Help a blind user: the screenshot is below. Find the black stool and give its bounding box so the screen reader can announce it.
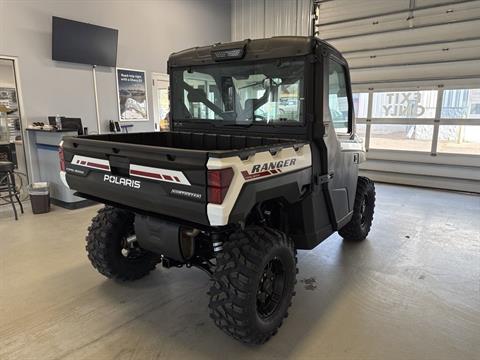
[0,161,24,220]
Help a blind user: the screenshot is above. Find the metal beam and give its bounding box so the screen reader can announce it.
[351,74,480,86]
[349,57,480,70]
[318,0,478,27]
[407,0,416,28]
[431,89,444,156]
[323,17,480,41]
[342,36,480,55]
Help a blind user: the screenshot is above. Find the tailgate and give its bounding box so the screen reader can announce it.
[62,137,209,225]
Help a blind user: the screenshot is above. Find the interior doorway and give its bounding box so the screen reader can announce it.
[0,57,28,198]
[151,73,170,131]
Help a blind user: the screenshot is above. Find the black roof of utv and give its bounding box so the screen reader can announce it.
[168,36,342,68]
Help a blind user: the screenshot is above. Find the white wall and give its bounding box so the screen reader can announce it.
[0,0,231,133]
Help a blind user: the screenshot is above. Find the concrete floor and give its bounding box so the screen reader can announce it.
[0,183,479,360]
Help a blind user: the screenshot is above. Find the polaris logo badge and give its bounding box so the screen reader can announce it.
[252,158,296,173]
[103,174,141,189]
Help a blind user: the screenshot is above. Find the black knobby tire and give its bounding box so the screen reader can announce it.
[208,225,297,344]
[339,176,376,241]
[86,206,159,281]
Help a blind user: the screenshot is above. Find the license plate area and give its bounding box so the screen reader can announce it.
[108,155,130,177]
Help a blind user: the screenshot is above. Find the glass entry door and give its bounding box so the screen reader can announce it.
[0,59,25,168]
[0,57,28,198]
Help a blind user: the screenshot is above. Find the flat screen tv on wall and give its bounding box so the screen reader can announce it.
[52,16,118,67]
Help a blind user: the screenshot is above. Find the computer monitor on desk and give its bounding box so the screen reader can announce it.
[47,116,83,135]
[62,118,83,135]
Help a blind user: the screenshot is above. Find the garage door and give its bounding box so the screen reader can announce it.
[231,0,480,193]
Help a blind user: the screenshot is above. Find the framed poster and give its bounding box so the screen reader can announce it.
[116,68,149,121]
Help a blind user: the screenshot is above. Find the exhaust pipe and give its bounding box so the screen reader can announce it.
[134,215,199,262]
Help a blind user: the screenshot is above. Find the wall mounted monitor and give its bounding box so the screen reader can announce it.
[52,16,118,67]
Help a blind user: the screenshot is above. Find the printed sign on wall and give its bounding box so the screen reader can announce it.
[372,91,438,119]
[116,68,149,121]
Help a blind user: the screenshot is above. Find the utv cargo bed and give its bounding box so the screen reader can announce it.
[61,131,304,225]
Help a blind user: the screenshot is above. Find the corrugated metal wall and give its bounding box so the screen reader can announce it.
[319,0,480,89]
[231,0,311,41]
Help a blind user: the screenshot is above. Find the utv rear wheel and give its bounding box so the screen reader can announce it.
[208,226,297,344]
[86,206,160,281]
[339,176,375,241]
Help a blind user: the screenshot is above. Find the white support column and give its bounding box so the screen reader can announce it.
[431,88,444,156]
[365,90,373,151]
[92,65,101,134]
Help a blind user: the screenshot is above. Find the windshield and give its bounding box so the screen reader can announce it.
[171,59,305,125]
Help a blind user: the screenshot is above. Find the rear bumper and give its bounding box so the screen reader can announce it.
[73,190,215,231]
[66,170,210,225]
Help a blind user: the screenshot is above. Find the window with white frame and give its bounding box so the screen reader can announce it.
[353,92,368,119]
[438,89,480,155]
[353,88,480,156]
[370,90,437,152]
[353,92,368,143]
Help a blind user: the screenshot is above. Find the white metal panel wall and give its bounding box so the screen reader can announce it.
[265,0,298,37]
[296,0,312,37]
[231,0,265,41]
[231,0,311,40]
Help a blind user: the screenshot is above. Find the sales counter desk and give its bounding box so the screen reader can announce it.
[26,129,95,209]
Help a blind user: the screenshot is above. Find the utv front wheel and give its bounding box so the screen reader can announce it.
[339,176,375,241]
[208,226,297,344]
[86,206,160,281]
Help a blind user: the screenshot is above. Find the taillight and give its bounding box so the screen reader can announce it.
[208,168,234,204]
[59,142,65,171]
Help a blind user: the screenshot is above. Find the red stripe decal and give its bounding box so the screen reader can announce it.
[174,176,180,182]
[241,170,272,180]
[163,175,173,181]
[86,162,109,170]
[130,169,163,179]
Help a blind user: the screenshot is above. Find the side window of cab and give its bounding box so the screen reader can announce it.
[327,59,351,134]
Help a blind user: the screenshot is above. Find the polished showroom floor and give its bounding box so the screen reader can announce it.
[1,183,479,360]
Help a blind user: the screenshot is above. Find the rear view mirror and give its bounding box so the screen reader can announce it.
[263,78,282,89]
